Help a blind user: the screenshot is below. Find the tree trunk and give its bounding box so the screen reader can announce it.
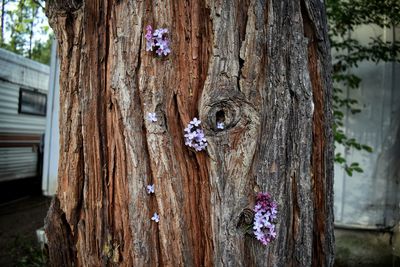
[0,0,5,45]
[45,0,334,266]
[28,6,37,59]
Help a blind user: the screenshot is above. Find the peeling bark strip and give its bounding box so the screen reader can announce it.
[45,0,334,266]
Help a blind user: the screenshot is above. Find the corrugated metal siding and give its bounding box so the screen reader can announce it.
[334,25,400,227]
[0,81,47,135]
[0,83,18,114]
[0,48,49,182]
[0,147,38,182]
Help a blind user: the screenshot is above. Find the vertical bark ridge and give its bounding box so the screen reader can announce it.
[44,3,85,265]
[138,0,214,265]
[111,1,168,265]
[80,1,109,264]
[200,0,266,265]
[249,0,329,265]
[167,1,213,265]
[301,0,335,266]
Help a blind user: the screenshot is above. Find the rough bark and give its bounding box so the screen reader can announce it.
[45,0,334,266]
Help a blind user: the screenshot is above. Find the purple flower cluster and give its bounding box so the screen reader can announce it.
[145,25,171,57]
[253,192,278,246]
[184,117,207,151]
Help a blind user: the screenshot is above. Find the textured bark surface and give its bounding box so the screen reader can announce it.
[45,0,334,266]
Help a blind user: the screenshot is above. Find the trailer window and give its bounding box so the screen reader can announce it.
[18,88,47,116]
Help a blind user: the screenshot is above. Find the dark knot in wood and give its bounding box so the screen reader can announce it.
[206,99,242,131]
[237,208,255,234]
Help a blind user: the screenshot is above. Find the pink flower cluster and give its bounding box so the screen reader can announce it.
[184,117,207,151]
[253,192,278,246]
[145,25,171,57]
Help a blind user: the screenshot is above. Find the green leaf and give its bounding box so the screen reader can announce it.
[353,166,363,173]
[345,167,353,177]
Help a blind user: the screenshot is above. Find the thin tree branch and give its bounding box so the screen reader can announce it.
[31,0,44,10]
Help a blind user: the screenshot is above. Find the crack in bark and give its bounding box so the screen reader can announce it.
[134,28,164,266]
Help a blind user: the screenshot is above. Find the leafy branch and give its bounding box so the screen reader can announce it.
[327,0,400,176]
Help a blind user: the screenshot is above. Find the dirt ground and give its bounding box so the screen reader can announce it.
[0,194,51,266]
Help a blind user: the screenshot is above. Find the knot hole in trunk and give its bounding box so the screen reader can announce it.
[206,99,242,132]
[237,208,255,234]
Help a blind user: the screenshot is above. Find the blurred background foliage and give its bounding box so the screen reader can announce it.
[327,0,400,176]
[0,0,51,65]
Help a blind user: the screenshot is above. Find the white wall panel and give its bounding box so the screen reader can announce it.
[334,25,400,227]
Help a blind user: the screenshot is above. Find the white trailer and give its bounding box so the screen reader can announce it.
[0,48,49,182]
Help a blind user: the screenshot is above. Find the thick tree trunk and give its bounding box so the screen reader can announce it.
[45,0,334,266]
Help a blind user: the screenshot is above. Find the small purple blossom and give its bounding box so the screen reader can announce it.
[151,212,160,223]
[156,46,171,56]
[145,25,171,57]
[190,117,201,127]
[253,192,278,246]
[194,129,206,143]
[184,117,207,152]
[147,184,155,194]
[147,112,157,122]
[184,131,197,140]
[153,28,168,38]
[184,124,194,133]
[145,25,153,40]
[217,122,224,129]
[146,42,155,52]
